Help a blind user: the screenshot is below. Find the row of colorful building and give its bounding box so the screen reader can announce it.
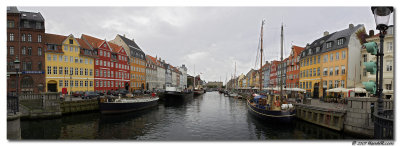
[228,24,394,99]
[6,7,189,94]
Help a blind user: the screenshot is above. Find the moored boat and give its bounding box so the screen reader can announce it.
[164,86,194,102]
[99,96,159,114]
[247,94,296,122]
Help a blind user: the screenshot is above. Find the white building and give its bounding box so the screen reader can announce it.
[179,64,188,89]
[360,26,393,99]
[145,55,157,91]
[155,58,166,89]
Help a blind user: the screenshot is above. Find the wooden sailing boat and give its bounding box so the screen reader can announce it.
[246,20,296,122]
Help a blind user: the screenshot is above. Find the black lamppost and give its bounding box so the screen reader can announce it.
[371,6,393,115]
[14,57,20,97]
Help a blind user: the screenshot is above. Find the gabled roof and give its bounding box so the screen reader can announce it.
[117,34,144,52]
[45,33,67,45]
[81,34,111,50]
[108,42,124,54]
[321,24,363,53]
[146,55,157,64]
[292,45,305,55]
[76,38,90,49]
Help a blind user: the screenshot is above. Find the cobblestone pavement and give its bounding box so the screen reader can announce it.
[309,99,346,110]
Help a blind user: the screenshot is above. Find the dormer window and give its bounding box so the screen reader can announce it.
[69,39,73,44]
[326,42,333,48]
[308,49,312,55]
[337,38,345,45]
[316,47,320,53]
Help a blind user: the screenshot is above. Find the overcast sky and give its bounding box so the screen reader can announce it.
[20,7,394,84]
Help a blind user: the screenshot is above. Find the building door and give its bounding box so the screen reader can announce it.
[313,83,319,98]
[47,80,57,92]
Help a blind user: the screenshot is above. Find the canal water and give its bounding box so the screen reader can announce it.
[21,92,356,140]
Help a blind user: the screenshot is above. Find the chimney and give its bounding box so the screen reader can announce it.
[349,24,354,29]
[123,34,126,37]
[369,30,375,37]
[323,31,329,36]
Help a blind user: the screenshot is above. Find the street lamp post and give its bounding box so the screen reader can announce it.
[371,6,393,115]
[14,57,21,97]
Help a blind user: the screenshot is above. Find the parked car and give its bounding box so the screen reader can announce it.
[82,91,100,99]
[73,91,84,97]
[95,91,104,96]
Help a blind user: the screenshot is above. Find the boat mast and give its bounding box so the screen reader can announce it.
[194,64,196,89]
[234,62,236,91]
[259,20,265,91]
[280,23,283,98]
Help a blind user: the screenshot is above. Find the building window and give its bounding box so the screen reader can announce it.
[70,46,73,52]
[386,84,392,90]
[80,68,83,75]
[336,52,339,60]
[9,46,14,55]
[96,81,99,87]
[100,70,103,77]
[38,47,42,56]
[75,68,78,75]
[22,47,26,55]
[313,68,316,76]
[53,55,57,61]
[337,38,345,45]
[342,51,346,59]
[96,69,99,76]
[363,54,368,62]
[90,81,93,87]
[85,81,88,87]
[324,55,328,63]
[9,33,14,41]
[65,67,68,75]
[7,20,14,28]
[71,80,74,87]
[326,42,332,48]
[90,69,93,76]
[323,81,327,88]
[80,81,83,87]
[85,69,88,76]
[335,66,339,75]
[69,39,73,44]
[318,55,320,63]
[329,80,333,89]
[334,80,338,88]
[330,53,333,61]
[53,66,57,74]
[59,67,63,75]
[341,80,345,88]
[59,55,63,62]
[70,67,73,75]
[317,68,320,76]
[75,47,78,53]
[37,35,42,43]
[59,80,63,87]
[75,80,78,87]
[27,34,32,42]
[329,68,333,76]
[21,34,25,42]
[363,68,367,76]
[341,66,346,75]
[38,62,42,71]
[387,42,393,53]
[386,60,392,71]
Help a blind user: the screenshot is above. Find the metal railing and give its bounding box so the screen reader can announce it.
[374,109,393,139]
[7,95,19,115]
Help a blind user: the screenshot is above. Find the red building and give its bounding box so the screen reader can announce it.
[269,60,280,88]
[7,7,46,94]
[286,45,304,88]
[81,34,130,93]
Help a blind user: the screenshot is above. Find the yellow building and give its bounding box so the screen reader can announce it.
[44,34,95,94]
[300,24,365,98]
[299,45,322,97]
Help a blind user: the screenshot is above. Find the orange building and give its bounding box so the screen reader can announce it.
[286,45,304,88]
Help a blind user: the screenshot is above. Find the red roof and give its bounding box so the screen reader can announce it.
[292,45,305,55]
[108,42,123,53]
[45,33,67,45]
[81,34,106,49]
[76,38,91,49]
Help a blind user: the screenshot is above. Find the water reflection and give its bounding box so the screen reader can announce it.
[20,91,357,140]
